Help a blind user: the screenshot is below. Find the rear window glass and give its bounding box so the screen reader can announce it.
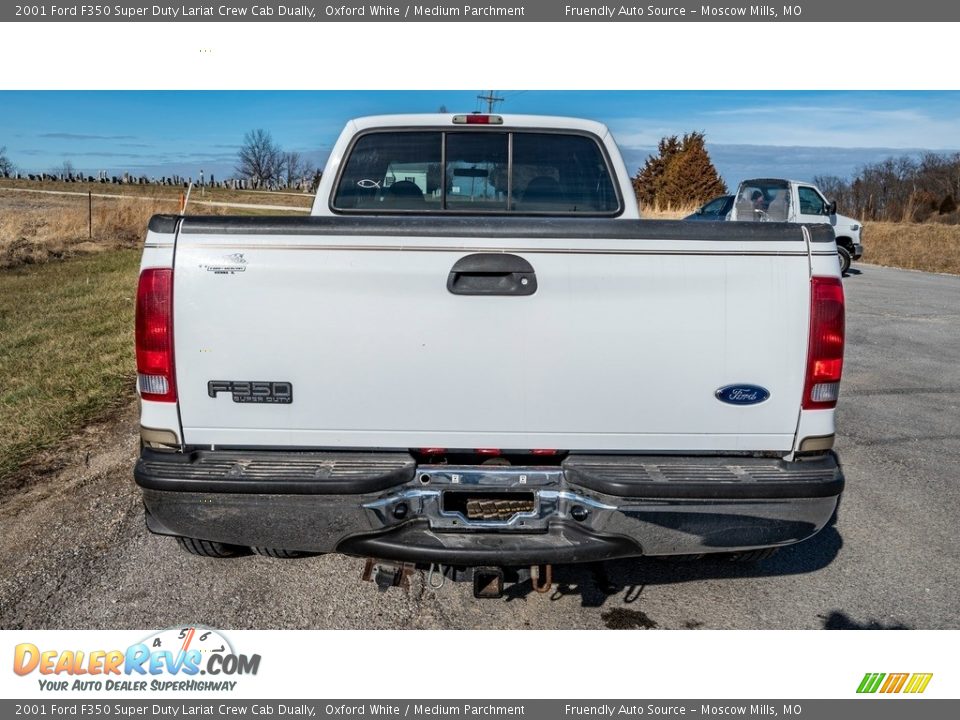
[446,132,509,211]
[332,130,620,214]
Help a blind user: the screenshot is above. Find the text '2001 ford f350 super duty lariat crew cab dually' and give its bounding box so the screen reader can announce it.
[134,113,845,596]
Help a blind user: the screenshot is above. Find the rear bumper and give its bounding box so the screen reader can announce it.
[135,450,843,564]
[852,242,863,260]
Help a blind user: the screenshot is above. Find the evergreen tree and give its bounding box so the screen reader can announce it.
[633,132,726,209]
[633,135,679,205]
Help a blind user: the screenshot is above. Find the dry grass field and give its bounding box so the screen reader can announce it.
[638,201,698,219]
[859,221,960,275]
[0,196,218,268]
[0,182,311,268]
[0,177,314,208]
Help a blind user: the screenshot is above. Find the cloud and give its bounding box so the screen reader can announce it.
[180,152,238,160]
[38,132,137,140]
[66,151,166,159]
[704,105,925,123]
[610,104,960,151]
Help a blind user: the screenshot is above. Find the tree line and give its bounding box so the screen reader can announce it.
[0,131,322,192]
[815,153,960,223]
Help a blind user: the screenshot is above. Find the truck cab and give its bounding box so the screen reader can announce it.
[729,178,864,274]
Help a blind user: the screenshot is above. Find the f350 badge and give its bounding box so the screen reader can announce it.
[208,381,292,404]
[715,384,770,405]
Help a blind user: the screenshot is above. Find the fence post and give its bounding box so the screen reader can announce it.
[88,191,92,239]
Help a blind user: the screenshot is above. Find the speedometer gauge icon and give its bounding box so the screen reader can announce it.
[140,626,234,659]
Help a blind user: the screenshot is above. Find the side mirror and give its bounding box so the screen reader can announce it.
[828,200,837,215]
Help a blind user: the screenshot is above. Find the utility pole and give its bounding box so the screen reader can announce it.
[477,90,504,113]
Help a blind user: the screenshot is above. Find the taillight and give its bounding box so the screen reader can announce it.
[803,276,845,410]
[135,268,176,402]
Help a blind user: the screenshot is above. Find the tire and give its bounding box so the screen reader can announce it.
[837,246,852,275]
[176,536,247,558]
[251,547,313,559]
[724,548,779,563]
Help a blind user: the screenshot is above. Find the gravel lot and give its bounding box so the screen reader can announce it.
[1,263,957,630]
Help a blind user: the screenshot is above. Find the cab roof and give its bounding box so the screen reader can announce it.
[349,113,611,137]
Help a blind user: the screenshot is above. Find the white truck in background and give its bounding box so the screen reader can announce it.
[728,178,864,274]
[133,114,846,597]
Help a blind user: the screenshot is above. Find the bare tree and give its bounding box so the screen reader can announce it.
[0,146,16,177]
[236,129,283,188]
[282,151,305,187]
[52,159,77,178]
[813,175,850,211]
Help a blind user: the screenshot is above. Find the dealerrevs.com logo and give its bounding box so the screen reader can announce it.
[857,672,933,694]
[13,627,260,692]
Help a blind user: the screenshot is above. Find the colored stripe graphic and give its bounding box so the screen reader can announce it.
[904,673,934,694]
[880,673,909,693]
[857,673,885,693]
[857,672,933,694]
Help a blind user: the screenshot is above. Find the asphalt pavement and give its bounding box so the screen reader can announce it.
[1,263,957,630]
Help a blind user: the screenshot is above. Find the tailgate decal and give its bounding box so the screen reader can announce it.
[207,381,293,404]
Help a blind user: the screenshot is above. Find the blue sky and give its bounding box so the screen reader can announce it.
[2,90,958,186]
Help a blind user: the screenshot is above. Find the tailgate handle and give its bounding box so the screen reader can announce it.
[447,253,537,296]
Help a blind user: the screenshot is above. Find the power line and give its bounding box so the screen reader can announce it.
[476,90,505,114]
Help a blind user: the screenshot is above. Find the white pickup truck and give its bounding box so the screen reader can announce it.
[728,178,864,274]
[134,114,845,596]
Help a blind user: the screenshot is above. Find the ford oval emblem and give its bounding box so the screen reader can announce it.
[716,384,770,405]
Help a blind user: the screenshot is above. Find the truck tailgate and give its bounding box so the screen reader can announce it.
[169,217,819,452]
